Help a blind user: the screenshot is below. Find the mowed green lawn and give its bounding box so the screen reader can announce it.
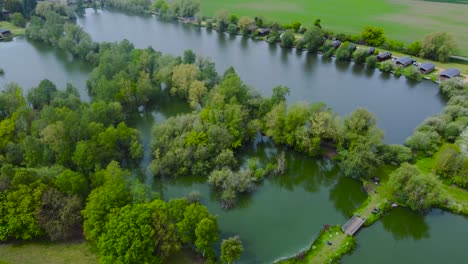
[0,242,97,264]
[200,0,468,56]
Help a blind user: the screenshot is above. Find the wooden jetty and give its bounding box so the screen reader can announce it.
[342,215,366,236]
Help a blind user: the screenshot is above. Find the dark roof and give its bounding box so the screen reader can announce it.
[332,40,341,48]
[368,47,375,53]
[440,68,461,78]
[0,28,11,34]
[257,28,270,34]
[419,62,435,72]
[396,56,413,65]
[377,51,392,58]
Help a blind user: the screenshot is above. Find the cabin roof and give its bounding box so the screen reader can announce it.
[440,68,461,78]
[419,62,435,71]
[0,28,11,34]
[396,56,412,65]
[377,51,392,58]
[257,28,270,34]
[332,40,341,46]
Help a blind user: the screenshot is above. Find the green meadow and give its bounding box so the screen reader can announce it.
[200,0,468,56]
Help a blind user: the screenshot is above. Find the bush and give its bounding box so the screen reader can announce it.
[405,130,441,156]
[378,60,395,73]
[9,12,26,27]
[388,163,441,212]
[227,23,238,35]
[403,65,422,81]
[281,30,296,48]
[434,144,463,178]
[366,55,377,69]
[353,49,368,64]
[268,31,280,44]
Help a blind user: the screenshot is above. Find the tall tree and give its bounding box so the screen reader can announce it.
[220,236,243,264]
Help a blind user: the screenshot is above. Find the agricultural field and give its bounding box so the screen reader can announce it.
[200,0,468,56]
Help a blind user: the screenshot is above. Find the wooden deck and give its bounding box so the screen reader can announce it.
[342,215,366,236]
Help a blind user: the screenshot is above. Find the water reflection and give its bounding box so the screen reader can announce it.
[381,207,430,240]
[329,177,367,218]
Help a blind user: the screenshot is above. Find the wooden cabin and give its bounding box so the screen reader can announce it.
[419,62,435,74]
[377,51,392,62]
[367,47,375,55]
[440,68,461,79]
[396,57,413,67]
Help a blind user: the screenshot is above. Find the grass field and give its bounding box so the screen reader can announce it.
[200,0,468,56]
[0,241,97,264]
[0,21,25,36]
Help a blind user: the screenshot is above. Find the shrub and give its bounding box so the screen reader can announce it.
[281,30,296,48]
[405,130,441,156]
[268,31,280,44]
[9,12,26,27]
[366,55,377,69]
[378,60,395,73]
[353,49,368,64]
[404,65,422,81]
[227,24,238,35]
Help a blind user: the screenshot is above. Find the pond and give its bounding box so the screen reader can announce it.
[77,8,445,144]
[343,208,468,264]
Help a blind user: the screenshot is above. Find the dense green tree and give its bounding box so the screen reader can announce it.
[361,27,385,46]
[55,169,88,197]
[281,30,295,48]
[36,187,83,241]
[27,79,58,110]
[0,183,46,241]
[220,236,243,264]
[352,49,368,64]
[195,217,219,257]
[176,203,213,244]
[420,32,457,62]
[98,200,180,264]
[365,55,377,69]
[388,163,441,211]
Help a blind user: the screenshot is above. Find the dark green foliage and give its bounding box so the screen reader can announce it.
[281,30,295,48]
[405,130,441,156]
[268,31,280,44]
[183,49,196,64]
[302,27,325,53]
[420,32,457,62]
[227,23,237,35]
[361,27,385,46]
[36,187,83,241]
[221,236,243,264]
[9,12,26,27]
[434,144,463,178]
[352,49,368,64]
[97,200,180,264]
[365,55,377,69]
[378,60,395,73]
[0,182,46,241]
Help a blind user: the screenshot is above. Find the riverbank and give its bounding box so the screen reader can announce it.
[162,14,468,82]
[0,21,25,37]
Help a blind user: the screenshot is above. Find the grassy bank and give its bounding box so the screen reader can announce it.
[0,21,25,36]
[277,226,355,264]
[0,241,97,264]
[200,0,468,56]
